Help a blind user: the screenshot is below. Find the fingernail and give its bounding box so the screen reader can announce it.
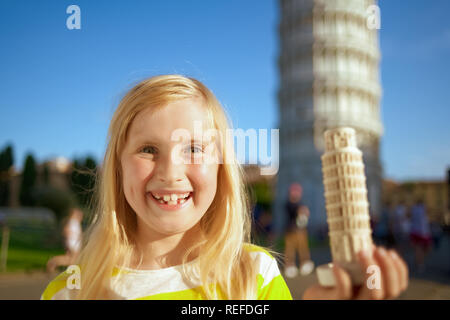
[378,247,387,255]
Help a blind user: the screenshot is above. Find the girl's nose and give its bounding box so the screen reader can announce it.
[155,152,185,183]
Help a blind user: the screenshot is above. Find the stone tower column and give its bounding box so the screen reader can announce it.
[274,0,383,237]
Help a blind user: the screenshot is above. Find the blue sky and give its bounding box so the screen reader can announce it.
[0,0,449,181]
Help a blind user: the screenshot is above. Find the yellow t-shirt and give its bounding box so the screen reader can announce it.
[41,244,292,300]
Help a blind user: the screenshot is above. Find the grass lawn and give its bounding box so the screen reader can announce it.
[1,225,65,273]
[5,247,65,273]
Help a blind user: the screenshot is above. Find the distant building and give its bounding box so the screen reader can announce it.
[8,157,72,208]
[382,179,449,225]
[41,157,72,189]
[274,0,383,236]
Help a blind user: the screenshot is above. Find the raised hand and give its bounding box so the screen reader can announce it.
[303,246,409,300]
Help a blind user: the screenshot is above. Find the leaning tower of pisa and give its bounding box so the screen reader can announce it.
[318,127,373,285]
[274,0,383,236]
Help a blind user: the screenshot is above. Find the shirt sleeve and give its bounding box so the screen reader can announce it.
[250,248,292,300]
[41,271,73,300]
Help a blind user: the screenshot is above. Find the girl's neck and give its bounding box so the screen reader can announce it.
[131,223,202,270]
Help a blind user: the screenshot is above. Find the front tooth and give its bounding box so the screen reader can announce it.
[170,194,178,201]
[168,200,177,205]
[163,195,171,202]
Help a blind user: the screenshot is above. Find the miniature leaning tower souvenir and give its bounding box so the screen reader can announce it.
[316,127,373,287]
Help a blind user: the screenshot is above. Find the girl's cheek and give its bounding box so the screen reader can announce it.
[191,163,218,182]
[123,156,156,190]
[131,157,155,179]
[188,163,218,202]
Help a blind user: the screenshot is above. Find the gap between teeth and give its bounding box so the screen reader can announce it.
[158,198,188,205]
[153,193,190,204]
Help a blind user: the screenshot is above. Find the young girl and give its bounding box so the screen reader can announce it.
[41,75,408,300]
[46,208,83,274]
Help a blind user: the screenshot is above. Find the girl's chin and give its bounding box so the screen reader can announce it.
[138,217,201,236]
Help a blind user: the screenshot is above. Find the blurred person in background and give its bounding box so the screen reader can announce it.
[392,199,410,257]
[283,183,314,278]
[409,198,432,273]
[46,208,83,274]
[374,201,395,248]
[430,220,443,250]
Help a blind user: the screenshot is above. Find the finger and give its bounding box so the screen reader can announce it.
[332,263,353,299]
[374,247,401,299]
[387,249,408,293]
[388,249,409,292]
[355,248,384,300]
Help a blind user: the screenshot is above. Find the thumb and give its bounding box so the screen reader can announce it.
[303,264,353,300]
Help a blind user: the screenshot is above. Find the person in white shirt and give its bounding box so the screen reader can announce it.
[409,199,432,273]
[46,208,83,274]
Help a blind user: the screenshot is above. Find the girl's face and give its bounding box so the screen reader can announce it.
[120,97,219,238]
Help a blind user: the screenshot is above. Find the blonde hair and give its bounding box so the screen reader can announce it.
[75,74,258,299]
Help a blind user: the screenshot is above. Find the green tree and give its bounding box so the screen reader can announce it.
[42,162,50,185]
[70,156,98,208]
[19,153,38,206]
[249,181,273,211]
[0,144,14,206]
[35,186,76,223]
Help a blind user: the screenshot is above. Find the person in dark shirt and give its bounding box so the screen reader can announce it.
[283,183,314,278]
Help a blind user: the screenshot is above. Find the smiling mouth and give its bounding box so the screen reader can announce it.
[149,191,193,205]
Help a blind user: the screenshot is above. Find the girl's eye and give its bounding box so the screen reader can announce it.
[185,145,204,154]
[140,145,157,154]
